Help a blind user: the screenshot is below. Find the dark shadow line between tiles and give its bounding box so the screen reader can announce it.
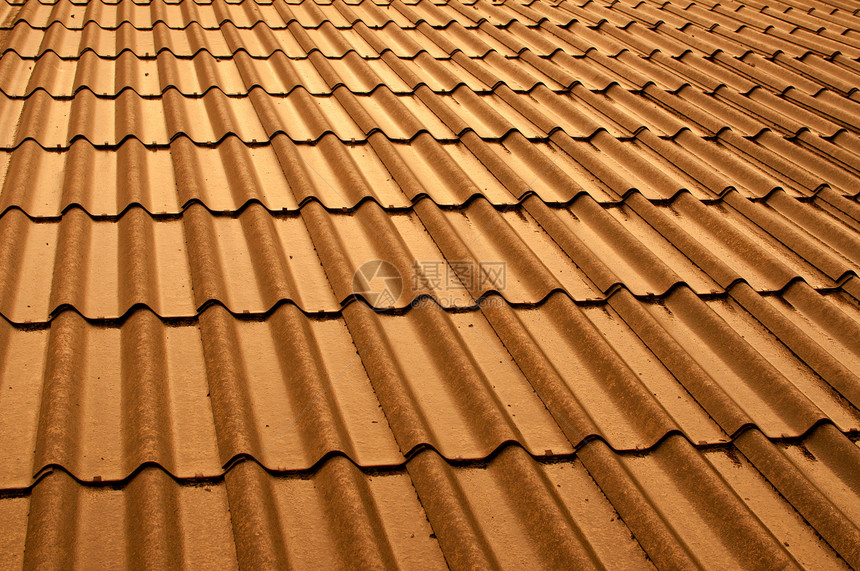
[0,17,508,33]
[0,44,451,62]
[5,420,857,495]
[0,190,580,220]
[724,275,857,299]
[5,118,850,154]
[2,178,831,222]
[0,17,529,34]
[0,125,562,152]
[0,190,576,223]
[0,77,574,100]
[2,276,853,328]
[0,41,611,69]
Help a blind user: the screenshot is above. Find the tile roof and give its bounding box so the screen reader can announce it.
[1,0,859,567]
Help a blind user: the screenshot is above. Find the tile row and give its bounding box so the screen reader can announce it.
[0,19,566,58]
[2,428,859,568]
[546,0,860,30]
[0,0,537,30]
[0,283,858,485]
[598,0,860,45]
[547,0,860,61]
[1,193,859,320]
[3,0,858,45]
[0,284,860,474]
[508,7,860,99]
[2,41,860,102]
[3,7,860,130]
[0,78,858,153]
[716,0,860,17]
[2,1,860,67]
[3,128,858,217]
[0,50,627,96]
[0,86,690,145]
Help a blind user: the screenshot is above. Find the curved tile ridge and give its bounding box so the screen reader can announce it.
[3,422,855,487]
[1,283,858,487]
[1,189,859,320]
[5,426,860,568]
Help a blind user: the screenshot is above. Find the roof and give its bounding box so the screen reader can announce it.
[1,0,859,568]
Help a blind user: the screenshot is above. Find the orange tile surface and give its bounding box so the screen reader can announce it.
[1,0,860,567]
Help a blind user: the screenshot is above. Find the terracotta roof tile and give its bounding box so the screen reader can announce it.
[2,0,860,566]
